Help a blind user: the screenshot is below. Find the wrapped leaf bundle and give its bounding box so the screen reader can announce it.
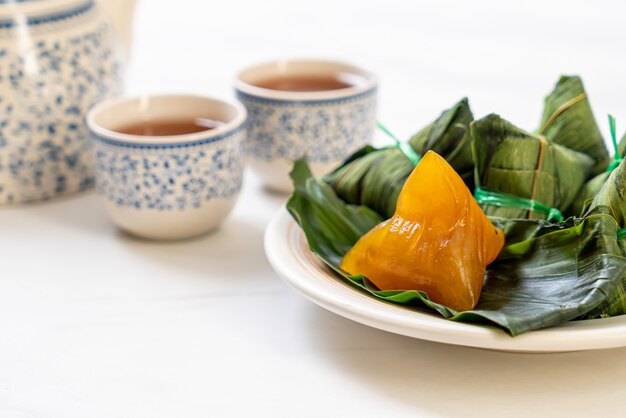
[586,159,626,228]
[619,132,626,156]
[578,161,626,318]
[340,152,504,311]
[472,114,594,220]
[571,173,612,217]
[539,75,610,174]
[325,98,473,218]
[324,146,413,219]
[571,128,626,216]
[408,99,474,184]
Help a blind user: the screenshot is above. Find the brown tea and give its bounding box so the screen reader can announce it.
[253,74,354,92]
[115,118,224,136]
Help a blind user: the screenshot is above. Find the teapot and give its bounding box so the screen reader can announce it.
[0,0,136,204]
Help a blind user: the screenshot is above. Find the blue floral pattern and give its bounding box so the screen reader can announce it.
[236,89,377,164]
[0,1,122,204]
[91,129,245,211]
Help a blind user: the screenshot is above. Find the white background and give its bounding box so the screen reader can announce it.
[2,0,626,417]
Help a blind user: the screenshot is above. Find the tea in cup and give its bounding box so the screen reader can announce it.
[86,94,246,240]
[235,59,377,192]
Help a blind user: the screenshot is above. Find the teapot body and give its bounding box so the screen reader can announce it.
[0,0,123,204]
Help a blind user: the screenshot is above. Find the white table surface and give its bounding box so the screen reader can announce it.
[2,1,626,417]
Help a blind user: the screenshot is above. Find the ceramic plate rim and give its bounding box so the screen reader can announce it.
[264,208,626,353]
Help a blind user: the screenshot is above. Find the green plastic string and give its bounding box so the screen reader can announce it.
[474,186,564,222]
[605,114,622,172]
[604,114,624,240]
[376,121,421,165]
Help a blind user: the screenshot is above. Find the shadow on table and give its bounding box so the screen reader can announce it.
[111,171,287,283]
[303,304,626,417]
[116,216,273,280]
[24,191,111,232]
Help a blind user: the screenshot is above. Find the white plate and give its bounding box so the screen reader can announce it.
[264,208,626,353]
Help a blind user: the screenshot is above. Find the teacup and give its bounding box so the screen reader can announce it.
[86,94,247,240]
[235,59,377,192]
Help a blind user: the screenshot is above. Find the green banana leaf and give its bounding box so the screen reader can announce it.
[571,132,626,216]
[587,159,626,227]
[539,75,610,175]
[409,97,474,186]
[287,158,382,268]
[489,216,571,245]
[324,98,473,218]
[324,146,413,219]
[572,155,626,318]
[287,158,626,336]
[571,171,612,217]
[472,114,594,220]
[619,132,626,157]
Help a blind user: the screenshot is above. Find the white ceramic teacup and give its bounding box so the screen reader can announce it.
[86,94,247,240]
[235,59,377,192]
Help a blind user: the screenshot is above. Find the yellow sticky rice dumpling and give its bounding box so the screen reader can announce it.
[340,151,505,311]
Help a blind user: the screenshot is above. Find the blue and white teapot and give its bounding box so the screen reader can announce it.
[0,0,136,204]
